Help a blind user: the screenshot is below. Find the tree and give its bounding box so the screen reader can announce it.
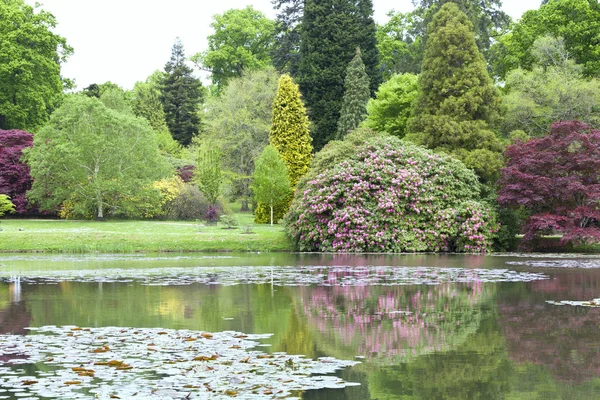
[0,0,72,131]
[253,145,291,226]
[0,194,15,218]
[0,129,33,213]
[298,0,381,150]
[26,95,171,219]
[406,3,504,184]
[363,73,419,138]
[376,11,423,78]
[491,0,600,79]
[192,6,275,91]
[204,68,279,211]
[160,39,203,146]
[196,143,222,206]
[498,121,600,247]
[255,74,312,223]
[336,48,371,139]
[271,0,304,75]
[502,36,600,137]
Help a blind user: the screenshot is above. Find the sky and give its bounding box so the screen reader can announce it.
[26,0,542,90]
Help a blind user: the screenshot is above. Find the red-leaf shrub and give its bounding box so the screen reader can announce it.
[498,121,600,246]
[0,129,33,213]
[177,165,196,183]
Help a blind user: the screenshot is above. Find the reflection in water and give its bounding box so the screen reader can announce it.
[2,254,600,399]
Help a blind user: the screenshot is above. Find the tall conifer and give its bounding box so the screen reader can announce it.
[406,3,503,183]
[337,48,370,139]
[298,0,380,151]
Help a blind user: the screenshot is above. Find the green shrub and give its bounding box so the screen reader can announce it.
[285,135,497,252]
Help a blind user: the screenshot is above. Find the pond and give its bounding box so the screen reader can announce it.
[1,253,600,399]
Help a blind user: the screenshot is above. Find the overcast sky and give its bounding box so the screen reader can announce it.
[26,0,542,90]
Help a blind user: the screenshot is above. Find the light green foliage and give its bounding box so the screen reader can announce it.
[99,88,132,114]
[26,95,172,219]
[491,0,600,79]
[336,48,371,140]
[363,73,419,138]
[196,143,223,206]
[255,74,312,223]
[192,6,275,91]
[220,214,239,229]
[406,3,504,184]
[253,146,292,226]
[286,134,497,252]
[0,0,72,131]
[0,194,15,217]
[502,36,600,137]
[204,68,279,211]
[376,11,422,78]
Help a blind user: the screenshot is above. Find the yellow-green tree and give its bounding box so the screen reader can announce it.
[255,74,312,223]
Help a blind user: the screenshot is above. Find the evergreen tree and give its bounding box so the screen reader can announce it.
[255,74,312,223]
[406,3,504,184]
[252,145,292,226]
[337,48,371,139]
[271,0,304,75]
[298,0,381,151]
[160,39,203,146]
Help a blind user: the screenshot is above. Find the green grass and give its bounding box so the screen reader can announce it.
[0,211,291,253]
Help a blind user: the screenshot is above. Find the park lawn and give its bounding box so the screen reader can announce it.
[0,212,291,253]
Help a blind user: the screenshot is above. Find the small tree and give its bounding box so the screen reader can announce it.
[253,146,291,226]
[0,194,15,217]
[498,121,600,247]
[196,143,222,206]
[336,47,371,139]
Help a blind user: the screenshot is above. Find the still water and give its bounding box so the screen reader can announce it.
[1,253,600,399]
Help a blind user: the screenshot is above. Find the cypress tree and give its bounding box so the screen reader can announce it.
[160,39,203,146]
[255,74,312,223]
[298,0,380,151]
[336,47,370,139]
[406,3,504,184]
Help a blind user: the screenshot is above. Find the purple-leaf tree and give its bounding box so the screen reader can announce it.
[0,129,33,213]
[498,120,600,247]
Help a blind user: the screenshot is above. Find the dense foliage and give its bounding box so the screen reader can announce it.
[253,145,291,226]
[26,95,171,219]
[255,74,312,223]
[271,0,303,75]
[363,73,419,139]
[0,129,33,213]
[498,121,600,247]
[193,6,275,91]
[298,0,381,150]
[0,194,14,218]
[336,48,371,139]
[286,134,497,252]
[406,3,504,184]
[196,144,222,206]
[160,39,203,146]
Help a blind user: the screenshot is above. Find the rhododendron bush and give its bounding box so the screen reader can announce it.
[285,135,497,252]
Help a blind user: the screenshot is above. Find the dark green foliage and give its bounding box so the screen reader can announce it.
[297,0,381,150]
[491,0,600,79]
[336,48,371,139]
[160,39,203,146]
[271,0,303,75]
[376,11,423,78]
[406,3,504,184]
[0,0,72,131]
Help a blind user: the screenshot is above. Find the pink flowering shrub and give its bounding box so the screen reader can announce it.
[285,135,497,252]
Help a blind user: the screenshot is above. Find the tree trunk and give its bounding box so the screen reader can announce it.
[270,204,274,226]
[96,198,104,220]
[240,198,250,212]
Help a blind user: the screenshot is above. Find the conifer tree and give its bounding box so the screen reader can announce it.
[298,0,380,151]
[160,39,203,146]
[255,74,312,223]
[406,3,504,184]
[337,48,371,139]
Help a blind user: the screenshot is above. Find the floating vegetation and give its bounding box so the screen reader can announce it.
[546,299,600,307]
[0,265,547,287]
[0,325,359,399]
[506,259,600,269]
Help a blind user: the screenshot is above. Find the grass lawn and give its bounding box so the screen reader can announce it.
[0,211,291,253]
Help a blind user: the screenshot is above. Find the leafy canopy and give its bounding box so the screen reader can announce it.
[253,145,292,226]
[0,129,33,213]
[0,0,72,131]
[192,6,275,92]
[498,121,600,247]
[26,95,171,219]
